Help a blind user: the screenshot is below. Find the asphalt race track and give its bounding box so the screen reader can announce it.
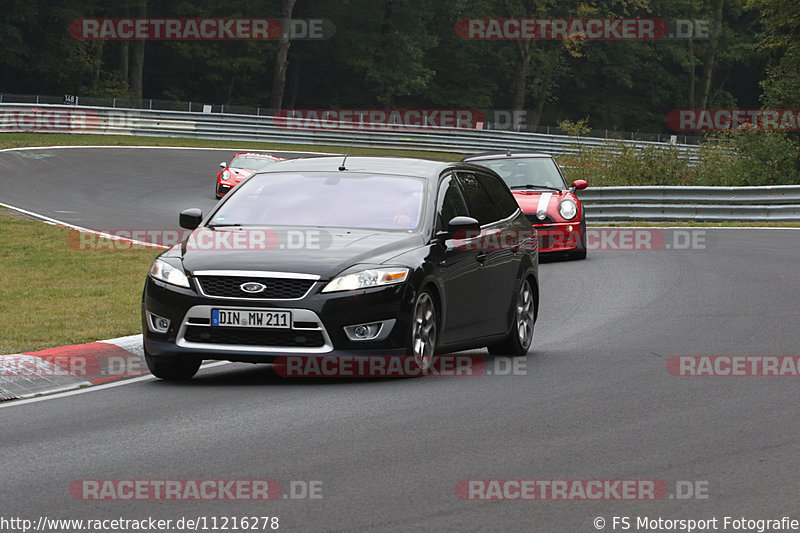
[0,146,323,230]
[2,148,800,532]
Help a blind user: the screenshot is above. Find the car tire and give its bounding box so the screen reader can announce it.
[487,278,535,357]
[145,352,201,381]
[571,212,587,260]
[407,290,437,373]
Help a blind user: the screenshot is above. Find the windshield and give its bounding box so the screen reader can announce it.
[210,172,425,231]
[476,157,566,190]
[230,155,278,170]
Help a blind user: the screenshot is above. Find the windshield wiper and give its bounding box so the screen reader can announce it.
[510,184,562,192]
[206,223,244,229]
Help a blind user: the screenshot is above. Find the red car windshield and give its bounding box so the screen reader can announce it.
[229,155,278,170]
[477,157,566,190]
[210,172,425,231]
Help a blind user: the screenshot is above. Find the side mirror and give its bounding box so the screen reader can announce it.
[447,216,480,235]
[179,208,203,230]
[571,179,588,192]
[219,162,227,169]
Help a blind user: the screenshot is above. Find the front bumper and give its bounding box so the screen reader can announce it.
[534,222,583,252]
[142,276,413,362]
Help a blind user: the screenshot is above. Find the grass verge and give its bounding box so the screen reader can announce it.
[0,208,162,354]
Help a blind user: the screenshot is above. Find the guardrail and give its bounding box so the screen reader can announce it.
[0,103,703,159]
[0,93,705,144]
[577,186,800,222]
[4,103,785,222]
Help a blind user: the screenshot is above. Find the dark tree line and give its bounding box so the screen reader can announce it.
[0,0,797,133]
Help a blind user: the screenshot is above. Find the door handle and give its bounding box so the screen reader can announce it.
[476,252,488,264]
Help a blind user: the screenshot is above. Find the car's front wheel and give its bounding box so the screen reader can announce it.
[407,290,437,372]
[488,278,535,357]
[145,352,201,380]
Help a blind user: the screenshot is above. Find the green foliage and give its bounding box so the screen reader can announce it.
[363,1,438,107]
[559,132,800,187]
[761,47,800,109]
[558,118,591,136]
[748,0,800,109]
[716,129,800,185]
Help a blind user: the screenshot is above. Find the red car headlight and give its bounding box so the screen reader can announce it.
[559,199,578,220]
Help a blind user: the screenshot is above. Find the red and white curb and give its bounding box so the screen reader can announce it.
[0,334,147,402]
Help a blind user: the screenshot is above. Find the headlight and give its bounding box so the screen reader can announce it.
[559,199,578,220]
[321,267,409,293]
[221,170,231,180]
[149,259,190,288]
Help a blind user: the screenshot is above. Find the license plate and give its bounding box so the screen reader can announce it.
[211,309,291,328]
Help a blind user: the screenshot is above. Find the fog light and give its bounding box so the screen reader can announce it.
[567,225,573,232]
[343,319,396,342]
[147,312,171,334]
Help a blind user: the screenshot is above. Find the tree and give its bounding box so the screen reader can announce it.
[363,0,437,108]
[129,0,147,102]
[748,0,800,108]
[269,0,297,110]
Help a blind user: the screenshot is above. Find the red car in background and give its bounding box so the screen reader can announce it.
[463,151,588,260]
[216,152,282,198]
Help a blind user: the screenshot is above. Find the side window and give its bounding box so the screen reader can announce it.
[436,174,469,231]
[456,172,501,226]
[477,172,520,219]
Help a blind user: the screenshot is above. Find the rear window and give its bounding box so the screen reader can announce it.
[476,172,519,219]
[456,172,501,226]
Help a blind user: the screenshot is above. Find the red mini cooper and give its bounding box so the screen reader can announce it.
[463,151,588,259]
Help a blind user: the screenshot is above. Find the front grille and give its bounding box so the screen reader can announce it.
[196,276,315,299]
[184,326,325,347]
